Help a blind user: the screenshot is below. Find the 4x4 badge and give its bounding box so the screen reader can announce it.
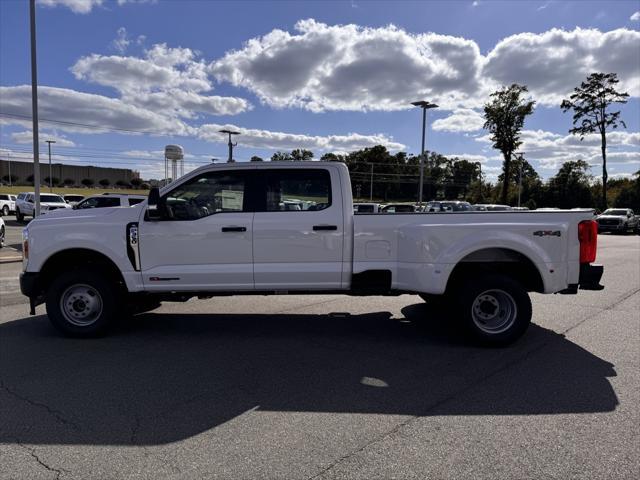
[533,230,561,237]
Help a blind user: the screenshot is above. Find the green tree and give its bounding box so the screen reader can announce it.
[130,177,142,188]
[290,149,314,161]
[483,84,535,204]
[44,176,60,186]
[271,151,292,161]
[612,170,640,212]
[544,160,593,209]
[81,178,94,187]
[63,178,75,186]
[250,155,264,162]
[115,180,130,188]
[561,72,629,209]
[26,174,34,185]
[98,178,110,187]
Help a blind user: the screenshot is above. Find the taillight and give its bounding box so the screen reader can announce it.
[578,220,597,263]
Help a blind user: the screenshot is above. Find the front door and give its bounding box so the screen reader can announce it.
[139,169,254,291]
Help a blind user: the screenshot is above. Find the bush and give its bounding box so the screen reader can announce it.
[81,178,94,187]
[44,176,60,186]
[140,182,150,190]
[63,178,75,186]
[26,174,34,185]
[98,178,110,187]
[130,178,142,188]
[115,180,130,188]
[2,174,18,184]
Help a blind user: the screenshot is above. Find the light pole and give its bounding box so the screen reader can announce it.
[476,161,483,202]
[219,129,240,163]
[7,152,11,187]
[46,139,55,191]
[29,0,41,216]
[515,151,525,208]
[411,101,438,206]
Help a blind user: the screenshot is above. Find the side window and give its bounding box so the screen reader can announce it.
[265,169,331,212]
[77,197,120,209]
[162,171,248,220]
[0,195,7,200]
[128,198,144,206]
[17,194,24,201]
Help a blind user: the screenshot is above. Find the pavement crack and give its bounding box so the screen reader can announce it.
[8,437,69,480]
[0,380,80,431]
[306,339,551,480]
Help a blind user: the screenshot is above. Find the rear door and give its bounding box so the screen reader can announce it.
[252,167,344,289]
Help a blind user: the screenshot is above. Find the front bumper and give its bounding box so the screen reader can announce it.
[20,272,40,297]
[598,223,625,232]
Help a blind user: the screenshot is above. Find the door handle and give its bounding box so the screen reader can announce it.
[313,225,338,231]
[221,226,247,232]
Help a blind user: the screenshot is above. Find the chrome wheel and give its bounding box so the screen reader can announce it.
[60,284,103,326]
[471,289,517,334]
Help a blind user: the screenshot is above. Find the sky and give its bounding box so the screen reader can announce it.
[0,0,639,181]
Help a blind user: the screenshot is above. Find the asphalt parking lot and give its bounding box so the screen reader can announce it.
[0,222,638,480]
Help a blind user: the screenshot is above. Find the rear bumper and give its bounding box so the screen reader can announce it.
[579,263,604,291]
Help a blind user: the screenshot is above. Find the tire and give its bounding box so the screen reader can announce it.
[46,269,118,337]
[454,274,532,347]
[15,208,24,222]
[0,226,4,248]
[1,205,8,216]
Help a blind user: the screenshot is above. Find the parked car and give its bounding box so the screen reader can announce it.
[20,162,604,346]
[63,194,85,207]
[381,203,416,213]
[353,203,382,213]
[425,201,473,212]
[473,204,513,211]
[596,208,638,234]
[0,193,17,216]
[74,193,147,209]
[0,216,4,248]
[15,192,71,222]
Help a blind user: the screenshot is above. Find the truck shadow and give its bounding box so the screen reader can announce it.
[0,302,617,446]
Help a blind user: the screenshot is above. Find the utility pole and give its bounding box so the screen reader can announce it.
[369,163,374,201]
[7,153,11,187]
[29,0,41,216]
[46,139,55,191]
[219,129,240,162]
[477,161,483,202]
[411,101,438,207]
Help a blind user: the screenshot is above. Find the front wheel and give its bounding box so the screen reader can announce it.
[46,269,118,337]
[455,274,532,347]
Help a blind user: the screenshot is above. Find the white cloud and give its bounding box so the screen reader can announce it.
[211,19,484,112]
[11,130,76,147]
[111,27,130,54]
[630,11,640,21]
[484,28,640,105]
[71,43,252,117]
[197,123,405,152]
[476,129,640,170]
[211,22,639,112]
[37,0,103,14]
[432,109,485,132]
[472,1,479,7]
[0,85,192,135]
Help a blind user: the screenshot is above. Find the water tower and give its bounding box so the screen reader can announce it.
[164,144,184,185]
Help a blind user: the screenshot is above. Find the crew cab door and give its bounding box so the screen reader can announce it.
[138,169,255,291]
[252,167,344,289]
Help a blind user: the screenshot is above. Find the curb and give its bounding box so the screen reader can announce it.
[0,256,22,264]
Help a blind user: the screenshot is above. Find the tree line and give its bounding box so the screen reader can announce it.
[2,174,149,190]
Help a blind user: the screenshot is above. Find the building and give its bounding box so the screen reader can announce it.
[0,159,139,186]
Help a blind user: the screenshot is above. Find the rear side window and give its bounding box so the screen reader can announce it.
[0,195,8,200]
[17,193,25,200]
[356,205,374,213]
[264,169,331,212]
[128,198,144,206]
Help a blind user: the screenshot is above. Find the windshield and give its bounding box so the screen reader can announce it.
[41,195,65,203]
[602,209,628,216]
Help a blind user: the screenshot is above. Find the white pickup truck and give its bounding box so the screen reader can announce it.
[20,162,603,345]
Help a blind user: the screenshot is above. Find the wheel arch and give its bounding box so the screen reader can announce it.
[38,248,127,296]
[445,247,545,294]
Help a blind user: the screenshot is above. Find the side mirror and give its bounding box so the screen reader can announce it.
[147,187,162,220]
